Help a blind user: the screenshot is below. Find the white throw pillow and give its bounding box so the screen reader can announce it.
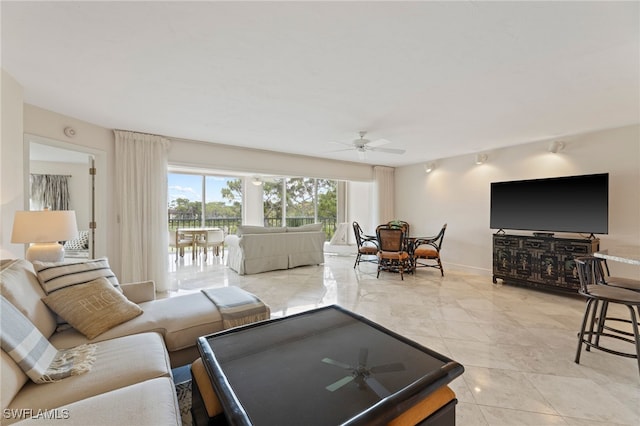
[236,226,287,236]
[287,223,323,232]
[33,257,121,295]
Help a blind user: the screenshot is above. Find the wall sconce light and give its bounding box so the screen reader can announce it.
[548,141,565,153]
[475,154,488,165]
[424,162,436,173]
[11,209,78,262]
[251,177,263,186]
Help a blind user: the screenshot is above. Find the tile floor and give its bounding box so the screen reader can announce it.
[167,249,640,426]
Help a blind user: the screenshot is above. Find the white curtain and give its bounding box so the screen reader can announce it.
[114,130,172,292]
[372,165,395,226]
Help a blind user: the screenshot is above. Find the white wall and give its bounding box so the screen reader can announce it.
[395,124,640,279]
[1,69,25,258]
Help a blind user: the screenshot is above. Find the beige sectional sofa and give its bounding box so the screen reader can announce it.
[225,224,326,275]
[0,259,268,425]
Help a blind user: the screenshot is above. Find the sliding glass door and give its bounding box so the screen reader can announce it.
[168,172,338,239]
[168,173,243,233]
[263,177,337,239]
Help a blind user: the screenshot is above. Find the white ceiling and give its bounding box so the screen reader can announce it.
[3,1,638,167]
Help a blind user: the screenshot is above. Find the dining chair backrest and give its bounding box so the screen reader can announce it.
[353,222,369,249]
[431,224,447,251]
[206,229,225,244]
[388,220,410,236]
[376,225,405,253]
[574,256,607,294]
[169,230,190,245]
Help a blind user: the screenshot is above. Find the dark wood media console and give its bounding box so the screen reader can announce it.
[492,233,600,293]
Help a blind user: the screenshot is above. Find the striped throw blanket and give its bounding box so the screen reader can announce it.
[201,287,269,329]
[0,296,96,383]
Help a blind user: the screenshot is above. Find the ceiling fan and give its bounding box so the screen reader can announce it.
[321,347,405,399]
[330,131,406,159]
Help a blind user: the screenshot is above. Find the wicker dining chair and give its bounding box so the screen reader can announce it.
[376,224,410,280]
[353,222,378,268]
[413,224,447,277]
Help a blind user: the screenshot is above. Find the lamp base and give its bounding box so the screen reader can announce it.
[26,243,65,263]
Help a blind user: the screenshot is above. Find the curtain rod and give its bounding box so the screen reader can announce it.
[30,173,72,177]
[114,129,165,138]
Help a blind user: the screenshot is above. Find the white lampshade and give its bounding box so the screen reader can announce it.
[11,210,78,263]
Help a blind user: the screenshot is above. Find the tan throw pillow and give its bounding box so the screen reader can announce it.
[42,277,143,340]
[33,258,123,330]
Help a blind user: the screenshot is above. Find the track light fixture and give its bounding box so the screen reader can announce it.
[548,141,565,153]
[475,154,488,165]
[424,162,436,173]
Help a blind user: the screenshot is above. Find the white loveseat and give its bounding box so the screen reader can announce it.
[0,259,269,425]
[225,224,326,275]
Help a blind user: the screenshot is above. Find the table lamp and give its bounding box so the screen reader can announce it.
[11,210,78,263]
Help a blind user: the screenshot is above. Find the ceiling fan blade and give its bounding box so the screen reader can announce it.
[370,362,406,374]
[322,357,352,370]
[366,138,392,147]
[366,377,391,399]
[326,375,355,392]
[368,147,406,155]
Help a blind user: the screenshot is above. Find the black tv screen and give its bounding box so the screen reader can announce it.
[490,173,608,234]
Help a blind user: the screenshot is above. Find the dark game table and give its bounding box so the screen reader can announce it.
[197,305,464,425]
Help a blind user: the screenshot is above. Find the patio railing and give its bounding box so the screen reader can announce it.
[169,217,337,240]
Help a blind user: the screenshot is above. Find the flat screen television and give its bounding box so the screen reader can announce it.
[490,173,608,235]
